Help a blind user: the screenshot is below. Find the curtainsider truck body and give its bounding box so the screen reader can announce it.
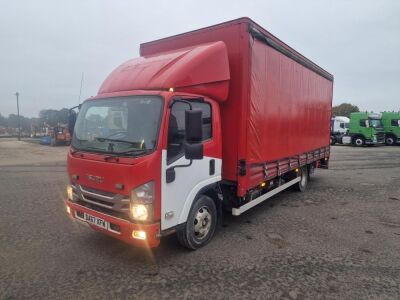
[66,18,333,249]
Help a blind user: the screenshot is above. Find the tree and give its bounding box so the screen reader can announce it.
[332,103,360,117]
[58,108,70,124]
[39,108,70,126]
[7,114,31,131]
[0,113,7,126]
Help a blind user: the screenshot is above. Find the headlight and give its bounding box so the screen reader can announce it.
[130,181,154,222]
[67,185,73,201]
[130,204,148,221]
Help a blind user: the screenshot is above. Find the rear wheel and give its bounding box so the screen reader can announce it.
[385,135,395,146]
[353,136,365,147]
[330,136,336,145]
[295,166,308,192]
[177,195,217,250]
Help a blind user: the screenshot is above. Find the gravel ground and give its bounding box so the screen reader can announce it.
[0,142,399,299]
[0,140,67,166]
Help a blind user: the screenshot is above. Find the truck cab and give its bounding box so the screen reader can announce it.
[330,116,349,145]
[66,40,229,249]
[348,112,385,146]
[381,112,400,145]
[67,90,223,248]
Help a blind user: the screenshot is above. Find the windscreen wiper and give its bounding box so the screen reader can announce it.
[95,137,142,147]
[104,149,149,161]
[71,146,106,155]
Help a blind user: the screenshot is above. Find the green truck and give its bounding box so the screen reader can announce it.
[345,112,385,146]
[382,112,400,145]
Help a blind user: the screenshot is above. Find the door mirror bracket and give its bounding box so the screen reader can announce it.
[166,160,193,183]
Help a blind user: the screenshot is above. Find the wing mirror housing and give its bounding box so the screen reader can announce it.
[68,111,77,135]
[184,142,203,160]
[185,109,203,141]
[184,109,204,160]
[68,104,81,136]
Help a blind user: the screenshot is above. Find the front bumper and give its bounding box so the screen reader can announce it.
[66,201,160,248]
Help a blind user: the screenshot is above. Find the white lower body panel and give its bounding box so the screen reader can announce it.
[232,177,301,216]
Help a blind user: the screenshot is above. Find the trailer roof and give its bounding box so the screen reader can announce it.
[141,17,333,82]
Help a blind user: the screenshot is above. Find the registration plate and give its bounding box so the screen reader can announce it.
[79,212,109,230]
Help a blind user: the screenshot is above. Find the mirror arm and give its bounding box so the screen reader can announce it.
[165,159,193,183]
[69,104,81,112]
[169,159,193,170]
[169,98,192,110]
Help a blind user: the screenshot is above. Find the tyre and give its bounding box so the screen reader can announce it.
[353,136,365,147]
[385,135,395,146]
[177,195,217,250]
[295,166,308,192]
[330,137,336,145]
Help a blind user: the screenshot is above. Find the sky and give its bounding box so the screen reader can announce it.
[0,0,399,118]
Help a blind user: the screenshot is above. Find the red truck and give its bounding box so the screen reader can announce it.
[66,17,333,249]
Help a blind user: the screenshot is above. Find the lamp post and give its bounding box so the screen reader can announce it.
[15,92,21,141]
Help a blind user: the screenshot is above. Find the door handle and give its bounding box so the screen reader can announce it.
[209,159,215,175]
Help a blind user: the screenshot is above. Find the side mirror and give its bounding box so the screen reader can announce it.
[68,111,77,135]
[184,142,203,160]
[184,109,204,160]
[185,109,203,142]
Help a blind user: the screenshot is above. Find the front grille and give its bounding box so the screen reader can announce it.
[377,132,385,142]
[72,184,130,217]
[80,185,115,198]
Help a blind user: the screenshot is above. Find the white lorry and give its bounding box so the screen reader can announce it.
[330,116,350,145]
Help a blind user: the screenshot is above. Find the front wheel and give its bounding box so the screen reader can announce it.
[386,136,395,146]
[353,137,365,147]
[177,195,217,250]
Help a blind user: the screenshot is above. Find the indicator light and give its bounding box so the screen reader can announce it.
[67,185,73,200]
[132,230,146,240]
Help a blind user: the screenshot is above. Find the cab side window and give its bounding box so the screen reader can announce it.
[391,119,400,126]
[192,102,212,140]
[167,101,212,164]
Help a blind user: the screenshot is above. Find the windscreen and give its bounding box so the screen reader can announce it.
[72,96,163,156]
[369,119,383,128]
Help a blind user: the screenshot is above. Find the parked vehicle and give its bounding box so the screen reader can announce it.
[65,18,333,249]
[343,112,385,146]
[39,126,71,146]
[50,126,71,146]
[330,116,349,145]
[381,112,400,145]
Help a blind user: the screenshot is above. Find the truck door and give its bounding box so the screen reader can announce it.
[161,100,221,231]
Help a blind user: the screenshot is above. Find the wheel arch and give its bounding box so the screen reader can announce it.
[178,177,221,225]
[352,134,365,143]
[385,133,397,145]
[386,133,397,139]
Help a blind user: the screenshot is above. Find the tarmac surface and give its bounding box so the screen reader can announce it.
[0,140,399,299]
